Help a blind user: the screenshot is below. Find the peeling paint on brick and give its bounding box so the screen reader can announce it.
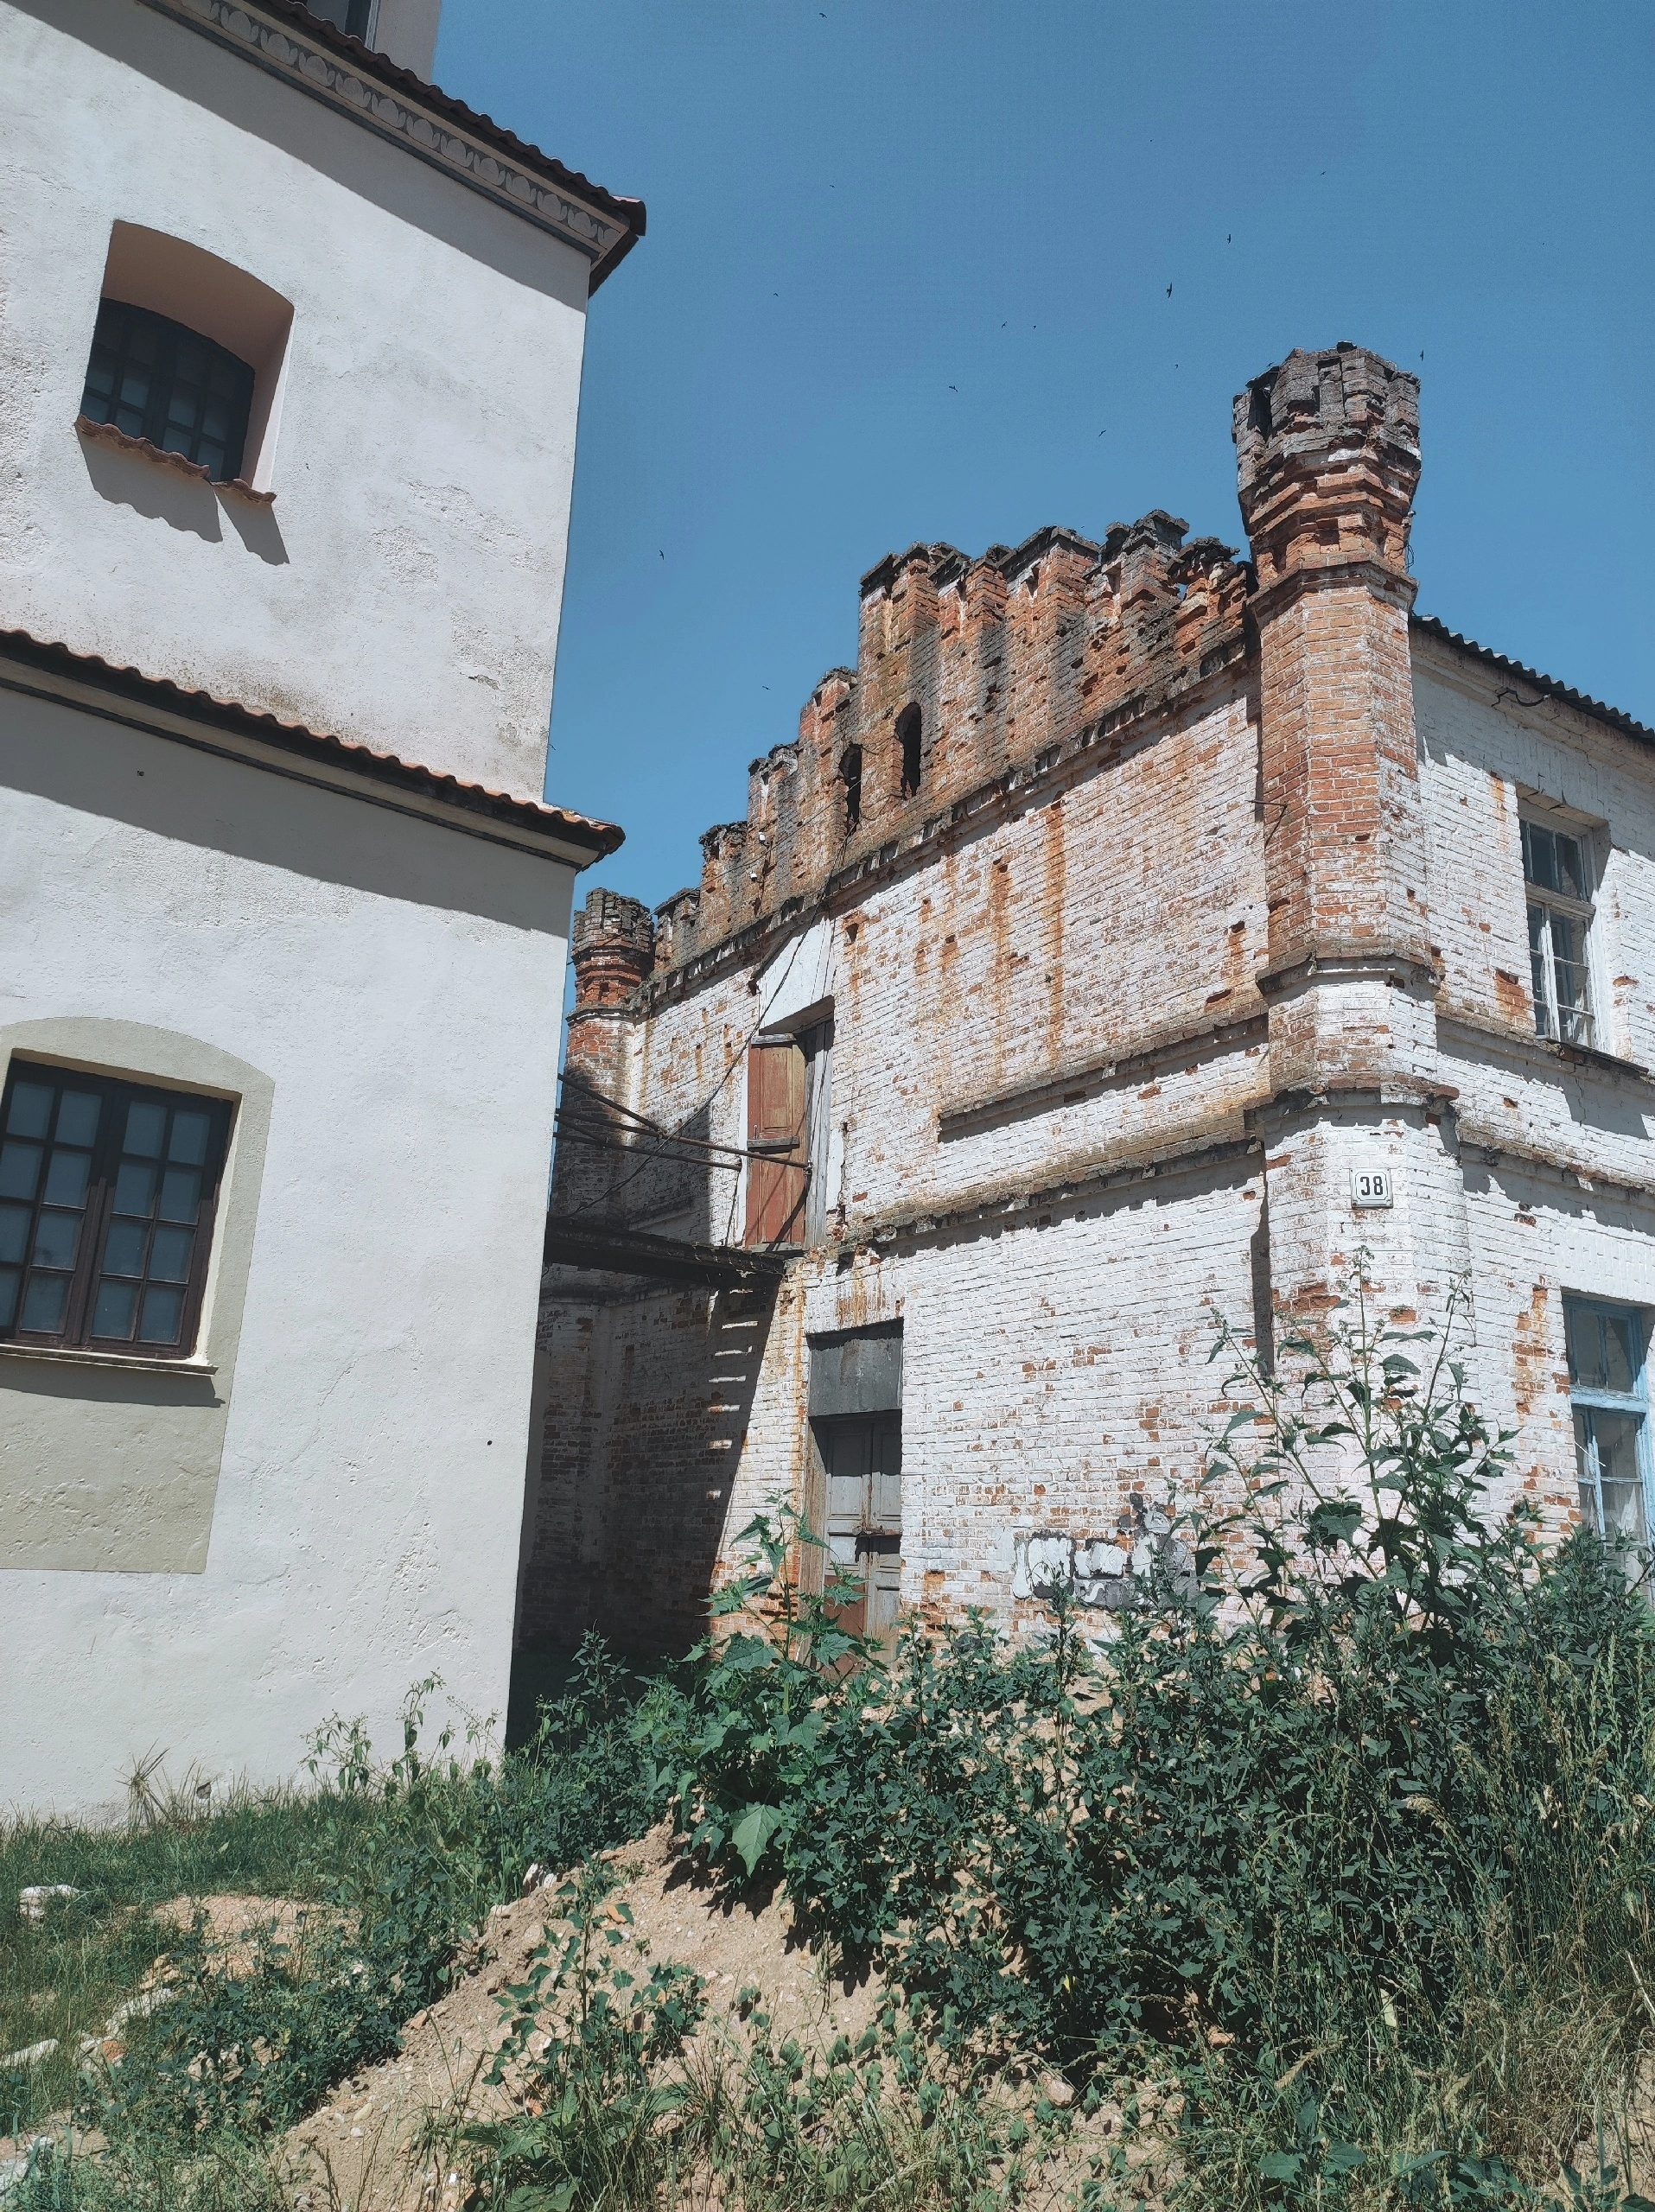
[521,346,1655,1655]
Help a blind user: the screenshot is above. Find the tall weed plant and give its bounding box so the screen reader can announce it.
[667,1279,1655,2206]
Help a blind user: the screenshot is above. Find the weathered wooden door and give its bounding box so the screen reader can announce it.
[743,1039,807,1246]
[818,1413,903,1645]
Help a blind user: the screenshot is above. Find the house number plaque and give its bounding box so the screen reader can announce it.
[1350,1166,1394,1209]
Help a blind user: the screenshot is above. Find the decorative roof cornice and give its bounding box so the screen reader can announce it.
[138,0,645,289]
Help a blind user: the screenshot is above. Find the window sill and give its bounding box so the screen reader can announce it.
[1437,1010,1652,1085]
[1547,1038,1651,1082]
[74,415,275,505]
[0,1341,217,1378]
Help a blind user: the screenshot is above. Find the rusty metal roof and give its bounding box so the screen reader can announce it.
[1413,614,1655,747]
[0,627,624,861]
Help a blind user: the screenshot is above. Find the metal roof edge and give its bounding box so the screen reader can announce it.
[1411,614,1654,748]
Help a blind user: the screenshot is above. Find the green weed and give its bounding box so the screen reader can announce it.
[662,1277,1655,2206]
[3,1643,675,2202]
[459,1862,1069,2211]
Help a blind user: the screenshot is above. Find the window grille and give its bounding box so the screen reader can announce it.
[0,1061,232,1358]
[1565,1297,1652,1583]
[1521,817,1595,1047]
[80,300,254,485]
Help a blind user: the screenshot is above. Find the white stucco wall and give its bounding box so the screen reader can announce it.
[0,683,576,1817]
[0,0,595,802]
[370,0,442,80]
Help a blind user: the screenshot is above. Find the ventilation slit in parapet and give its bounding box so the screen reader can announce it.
[897,703,922,798]
[840,744,863,833]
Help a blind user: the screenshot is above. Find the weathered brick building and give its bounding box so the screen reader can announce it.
[519,342,1655,1654]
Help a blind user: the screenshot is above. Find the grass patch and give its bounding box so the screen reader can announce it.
[2,1647,672,2196]
[1,1781,356,2140]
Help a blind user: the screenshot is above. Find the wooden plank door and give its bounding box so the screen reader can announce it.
[744,1039,807,1246]
[818,1413,903,1647]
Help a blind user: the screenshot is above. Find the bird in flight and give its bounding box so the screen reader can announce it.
[1166,283,1173,297]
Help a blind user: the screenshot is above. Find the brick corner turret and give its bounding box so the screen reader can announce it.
[571,887,654,1008]
[1234,342,1422,596]
[1233,341,1432,1025]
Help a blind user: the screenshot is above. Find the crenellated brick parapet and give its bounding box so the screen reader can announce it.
[646,512,1251,986]
[1235,343,1421,594]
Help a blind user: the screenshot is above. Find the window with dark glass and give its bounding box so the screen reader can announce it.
[80,300,254,484]
[0,1061,232,1359]
[1522,816,1596,1047]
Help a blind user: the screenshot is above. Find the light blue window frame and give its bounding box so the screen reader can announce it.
[1564,1296,1654,1571]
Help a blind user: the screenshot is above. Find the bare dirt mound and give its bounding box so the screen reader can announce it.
[282,1822,888,2212]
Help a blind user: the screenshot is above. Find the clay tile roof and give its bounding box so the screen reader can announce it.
[1413,614,1654,747]
[0,628,624,861]
[238,0,646,289]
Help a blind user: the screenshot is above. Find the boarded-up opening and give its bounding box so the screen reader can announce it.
[807,1322,903,1647]
[744,1036,807,1247]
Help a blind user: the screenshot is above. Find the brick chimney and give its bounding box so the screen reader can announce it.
[1235,343,1433,1092]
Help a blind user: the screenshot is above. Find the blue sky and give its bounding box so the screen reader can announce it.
[438,0,1654,909]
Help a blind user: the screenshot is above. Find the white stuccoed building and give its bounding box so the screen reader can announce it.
[0,0,641,1814]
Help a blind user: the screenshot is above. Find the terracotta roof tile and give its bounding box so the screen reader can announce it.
[0,627,624,861]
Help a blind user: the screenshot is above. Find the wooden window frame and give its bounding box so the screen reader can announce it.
[0,1059,233,1360]
[1521,812,1598,1049]
[743,1033,808,1249]
[744,1019,834,1250]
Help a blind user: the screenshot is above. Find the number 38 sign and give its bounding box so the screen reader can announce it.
[1350,1166,1394,1210]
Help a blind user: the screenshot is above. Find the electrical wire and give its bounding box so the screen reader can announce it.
[557,789,856,1243]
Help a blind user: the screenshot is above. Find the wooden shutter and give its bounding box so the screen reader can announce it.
[743,1038,807,1246]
